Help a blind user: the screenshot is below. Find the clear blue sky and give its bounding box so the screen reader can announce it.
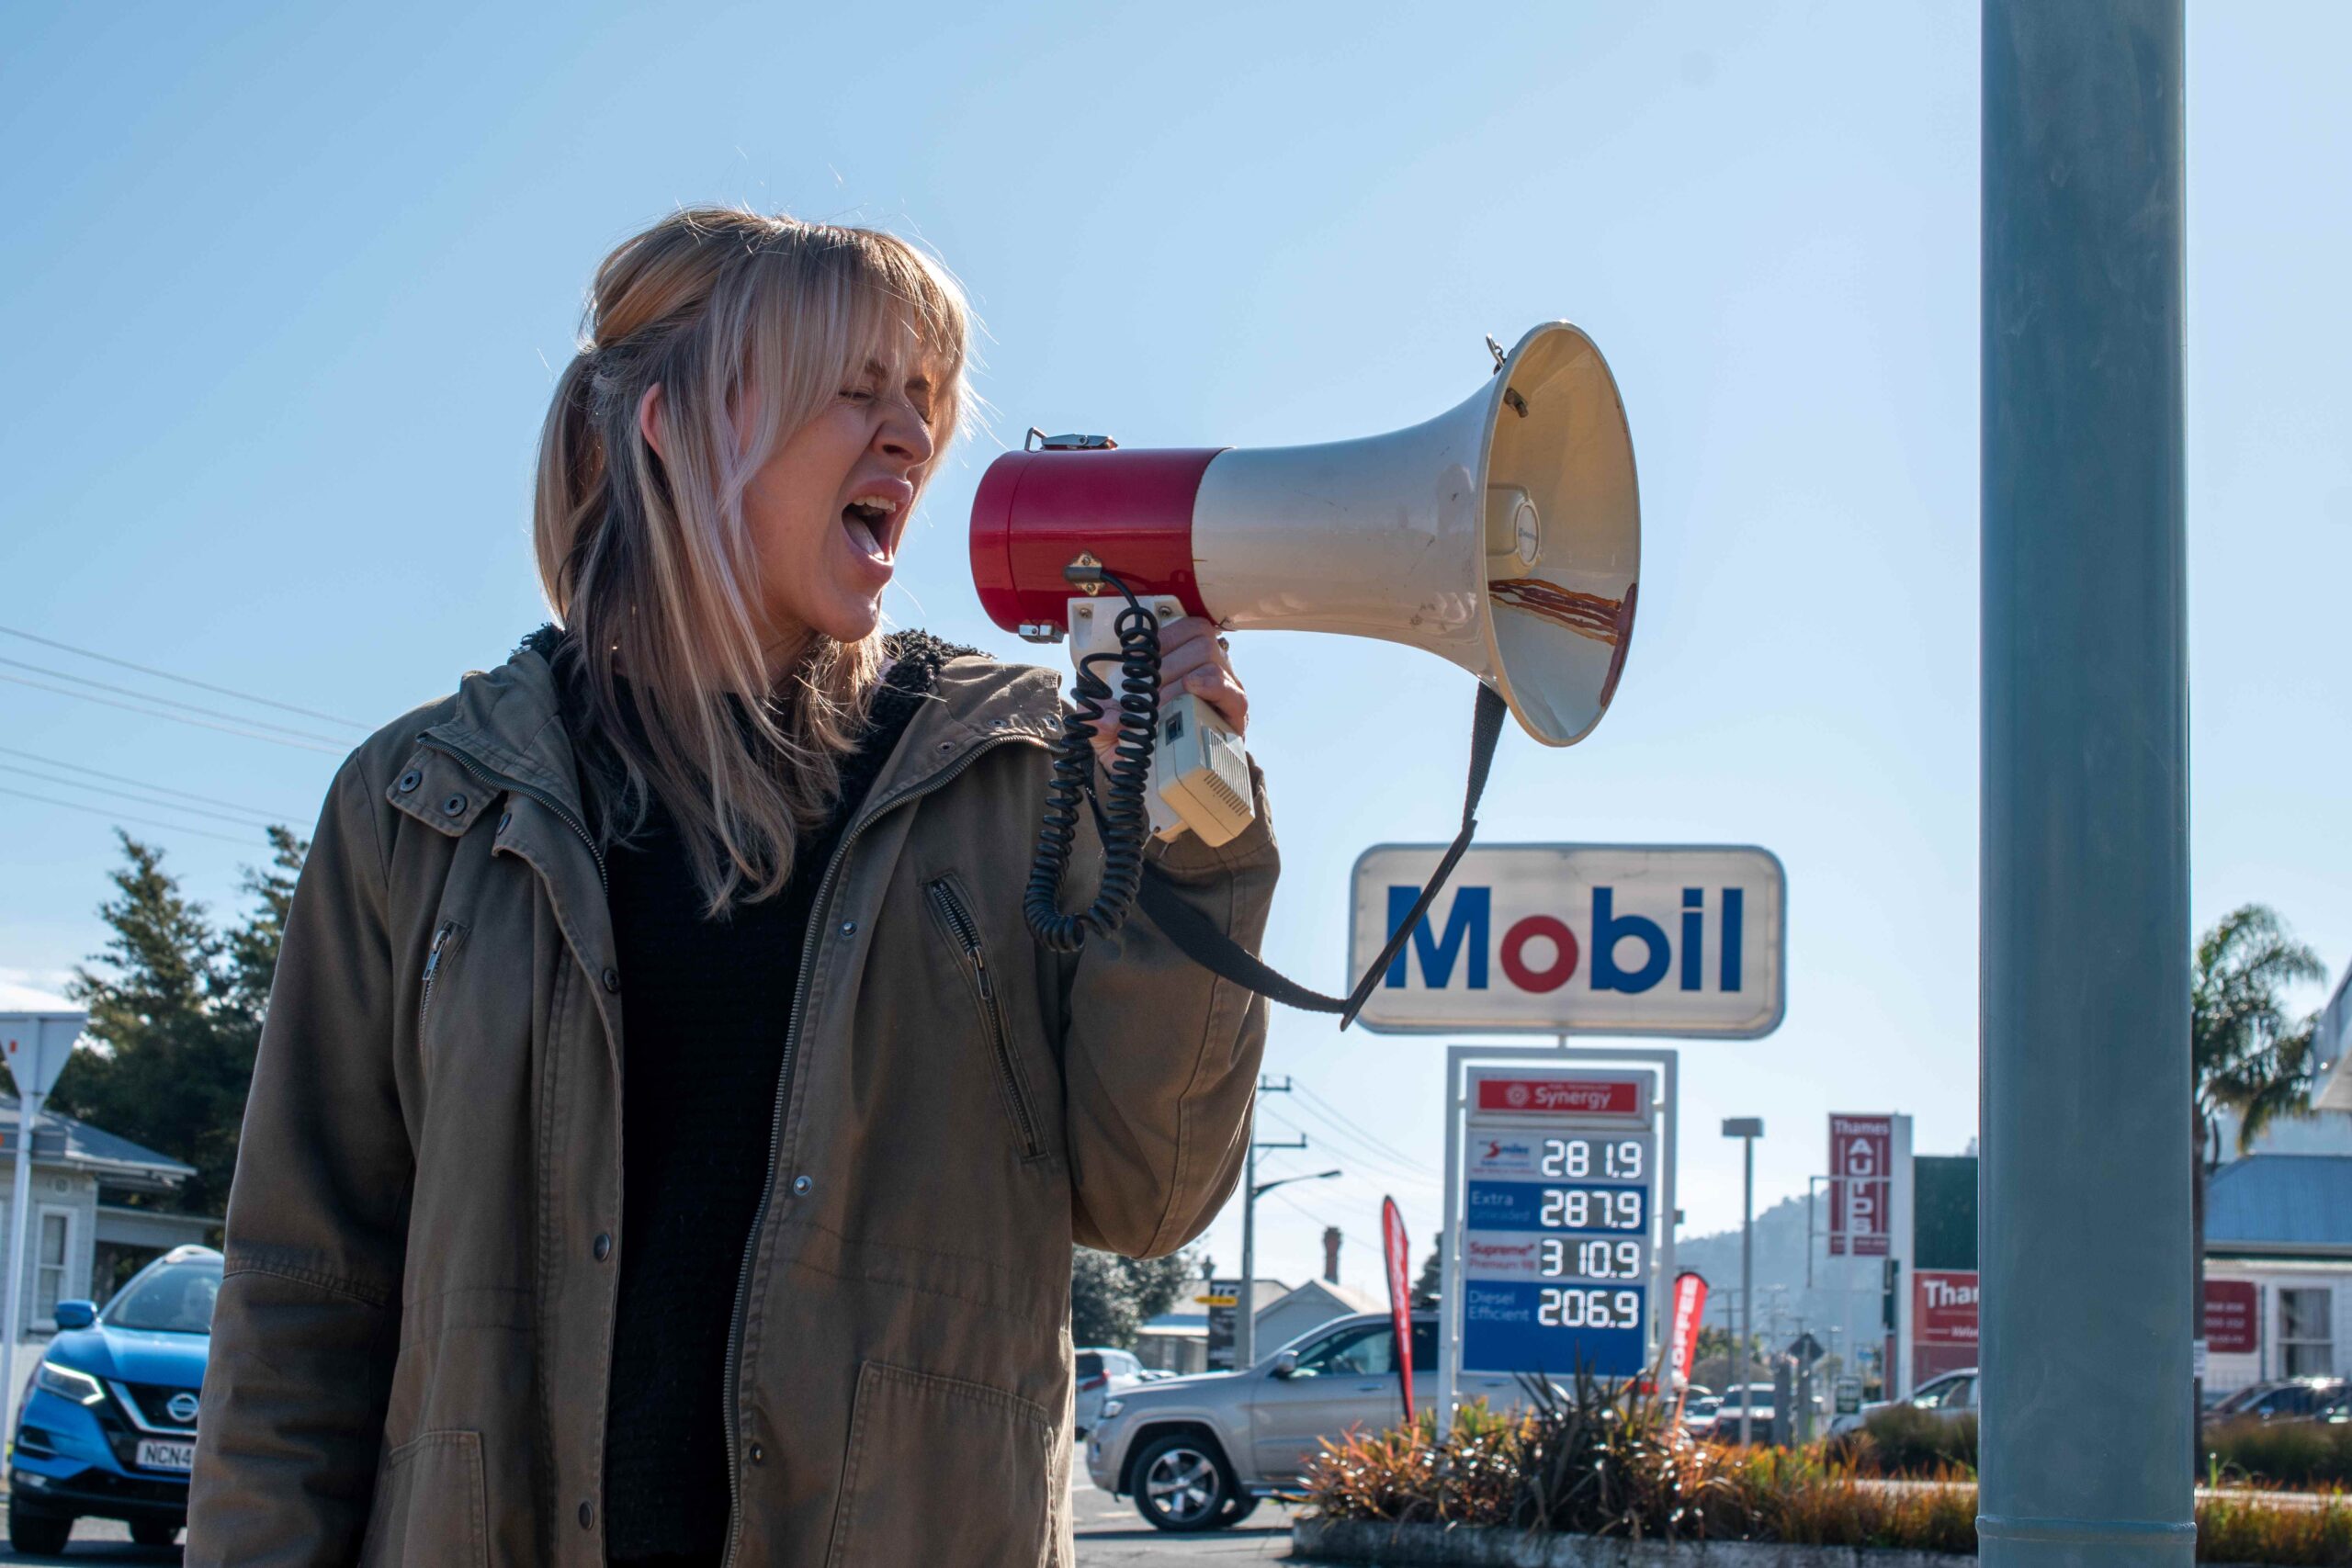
[3,3,2345,1295]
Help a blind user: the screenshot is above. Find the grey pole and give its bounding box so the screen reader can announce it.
[1238,1124,1257,1368]
[1981,2,2192,1563]
[1724,1118,1762,1445]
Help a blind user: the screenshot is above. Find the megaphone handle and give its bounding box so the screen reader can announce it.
[1131,682,1509,1028]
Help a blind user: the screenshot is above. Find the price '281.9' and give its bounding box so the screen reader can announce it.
[1540,1139,1645,1179]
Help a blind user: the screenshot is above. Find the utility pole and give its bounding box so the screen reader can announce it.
[1723,1118,1763,1445]
[1982,3,2191,1562]
[1236,1077,1340,1370]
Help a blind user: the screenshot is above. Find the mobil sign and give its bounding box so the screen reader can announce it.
[1350,844,1785,1036]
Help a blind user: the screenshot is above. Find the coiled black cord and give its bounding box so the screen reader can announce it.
[1025,571,1162,952]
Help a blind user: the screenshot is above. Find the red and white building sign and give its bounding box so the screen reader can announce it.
[2205,1280,2258,1356]
[1827,1113,1894,1258]
[1474,1077,1644,1117]
[1913,1270,1979,1347]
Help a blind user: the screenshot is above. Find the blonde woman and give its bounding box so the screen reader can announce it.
[187,209,1275,1567]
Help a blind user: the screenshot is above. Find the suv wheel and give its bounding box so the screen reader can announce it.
[8,1498,74,1555]
[1131,1432,1238,1532]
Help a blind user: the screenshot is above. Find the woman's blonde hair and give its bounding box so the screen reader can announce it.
[534,208,970,913]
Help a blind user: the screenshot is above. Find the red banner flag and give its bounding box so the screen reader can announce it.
[1381,1197,1416,1426]
[1668,1271,1709,1420]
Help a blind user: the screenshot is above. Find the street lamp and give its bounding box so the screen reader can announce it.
[1236,1154,1341,1370]
[1723,1117,1764,1446]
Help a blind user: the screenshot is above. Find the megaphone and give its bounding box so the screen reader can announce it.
[971,321,1638,972]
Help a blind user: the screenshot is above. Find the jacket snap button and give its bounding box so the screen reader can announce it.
[749,1442,765,1464]
[792,1175,813,1197]
[839,920,857,938]
[594,1232,612,1262]
[578,1501,594,1530]
[602,967,621,993]
[395,769,422,794]
[440,793,468,818]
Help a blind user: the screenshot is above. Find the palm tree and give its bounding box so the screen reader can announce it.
[2191,904,2326,1450]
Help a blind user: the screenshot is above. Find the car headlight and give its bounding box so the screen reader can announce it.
[1100,1399,1125,1419]
[36,1361,105,1407]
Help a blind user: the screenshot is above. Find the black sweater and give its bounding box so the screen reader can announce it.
[541,629,959,1565]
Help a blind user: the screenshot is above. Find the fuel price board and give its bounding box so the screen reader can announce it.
[1455,1068,1658,1379]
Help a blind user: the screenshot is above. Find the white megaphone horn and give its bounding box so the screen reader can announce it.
[971,321,1639,850]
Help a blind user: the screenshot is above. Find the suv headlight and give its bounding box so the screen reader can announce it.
[36,1361,105,1406]
[1100,1399,1125,1420]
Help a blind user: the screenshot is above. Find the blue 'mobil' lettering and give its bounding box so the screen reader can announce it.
[1385,885,1489,989]
[1591,887,1669,993]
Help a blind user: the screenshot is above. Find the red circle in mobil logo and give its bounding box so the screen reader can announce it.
[1498,916,1579,993]
[1505,1083,1531,1109]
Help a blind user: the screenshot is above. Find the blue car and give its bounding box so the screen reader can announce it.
[8,1244,220,1554]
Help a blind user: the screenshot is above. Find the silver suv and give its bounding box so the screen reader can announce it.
[1086,1312,1539,1532]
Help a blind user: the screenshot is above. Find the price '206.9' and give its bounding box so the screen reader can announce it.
[1536,1288,1642,1329]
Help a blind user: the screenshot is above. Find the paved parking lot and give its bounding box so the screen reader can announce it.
[0,1459,1305,1563]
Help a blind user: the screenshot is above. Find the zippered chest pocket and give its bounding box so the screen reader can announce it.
[924,877,1048,1163]
[416,919,469,1077]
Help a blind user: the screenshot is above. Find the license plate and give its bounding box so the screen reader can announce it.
[136,1438,195,1472]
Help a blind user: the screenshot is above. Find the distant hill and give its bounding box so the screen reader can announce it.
[1675,1190,1887,1382]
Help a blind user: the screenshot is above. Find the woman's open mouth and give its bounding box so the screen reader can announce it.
[842,493,903,566]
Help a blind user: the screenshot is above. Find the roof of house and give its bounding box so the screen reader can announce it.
[0,1094,196,1188]
[2207,1155,2352,1256]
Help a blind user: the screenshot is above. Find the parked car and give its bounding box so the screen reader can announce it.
[1829,1366,1978,1438]
[1679,1393,1724,1438]
[7,1244,220,1554]
[1075,1347,1148,1437]
[1703,1382,1781,1443]
[1090,1312,1556,1532]
[2209,1378,2347,1424]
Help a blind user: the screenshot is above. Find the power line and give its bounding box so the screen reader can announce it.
[1295,1083,1441,1175]
[0,672,347,755]
[0,657,350,746]
[0,763,282,829]
[0,745,297,819]
[1258,1104,1441,1191]
[0,784,265,846]
[0,625,364,729]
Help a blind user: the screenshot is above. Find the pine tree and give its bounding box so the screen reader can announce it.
[48,829,306,1220]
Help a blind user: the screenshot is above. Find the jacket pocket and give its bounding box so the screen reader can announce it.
[825,1361,1054,1568]
[418,919,469,1043]
[358,1429,485,1568]
[923,877,1047,1161]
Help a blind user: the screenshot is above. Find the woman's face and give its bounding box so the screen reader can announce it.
[736,356,940,658]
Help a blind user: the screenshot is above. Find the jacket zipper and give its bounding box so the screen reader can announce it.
[718,730,1042,1568]
[416,740,609,893]
[419,919,463,1034]
[926,878,1046,1160]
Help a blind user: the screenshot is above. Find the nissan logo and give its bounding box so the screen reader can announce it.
[165,1392,200,1425]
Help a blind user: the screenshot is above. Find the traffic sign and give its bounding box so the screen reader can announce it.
[1349,844,1785,1036]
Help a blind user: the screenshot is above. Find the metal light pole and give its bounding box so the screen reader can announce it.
[1724,1118,1763,1445]
[1237,1156,1339,1370]
[1982,2,2191,1562]
[1,1011,84,1431]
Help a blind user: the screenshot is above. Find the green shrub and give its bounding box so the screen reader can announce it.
[2197,1489,2352,1564]
[2210,1418,2352,1490]
[1819,1404,1980,1477]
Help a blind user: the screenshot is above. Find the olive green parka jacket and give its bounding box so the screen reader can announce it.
[185,642,1277,1567]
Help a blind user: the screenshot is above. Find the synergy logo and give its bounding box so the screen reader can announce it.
[1384,885,1745,995]
[1476,1079,1641,1116]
